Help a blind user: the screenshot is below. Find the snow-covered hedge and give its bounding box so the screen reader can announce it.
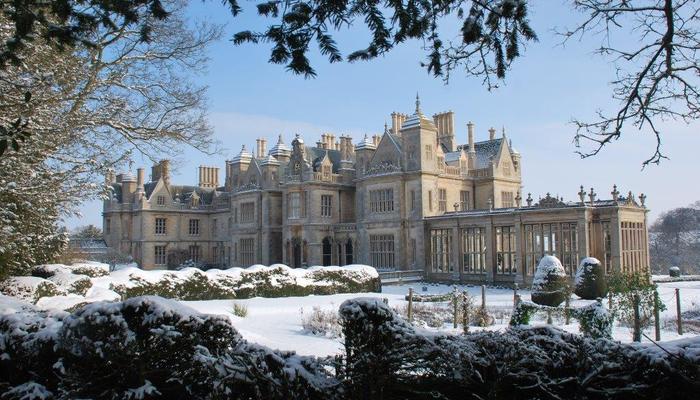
[2,263,381,309]
[0,276,62,303]
[3,294,699,399]
[105,264,381,301]
[339,298,700,399]
[0,296,340,399]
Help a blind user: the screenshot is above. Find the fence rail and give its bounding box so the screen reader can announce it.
[379,269,425,284]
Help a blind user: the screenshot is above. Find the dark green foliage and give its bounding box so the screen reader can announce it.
[531,255,570,307]
[339,298,700,400]
[574,257,608,300]
[0,296,341,400]
[110,267,380,300]
[570,300,613,339]
[669,266,681,277]
[58,297,236,399]
[608,272,665,331]
[0,308,65,399]
[509,300,538,326]
[231,0,537,84]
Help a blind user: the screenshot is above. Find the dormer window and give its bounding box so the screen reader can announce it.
[157,195,165,206]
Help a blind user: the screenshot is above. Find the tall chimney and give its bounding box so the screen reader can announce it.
[161,160,171,186]
[260,138,267,157]
[136,168,145,190]
[468,122,475,151]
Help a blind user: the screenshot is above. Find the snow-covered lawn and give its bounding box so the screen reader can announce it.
[183,280,700,357]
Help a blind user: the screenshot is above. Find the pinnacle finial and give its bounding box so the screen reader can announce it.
[502,126,506,138]
[384,121,389,134]
[415,92,421,114]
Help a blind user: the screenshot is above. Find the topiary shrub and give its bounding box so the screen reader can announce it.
[509,300,538,326]
[669,266,681,278]
[574,257,608,300]
[531,256,569,307]
[571,300,614,339]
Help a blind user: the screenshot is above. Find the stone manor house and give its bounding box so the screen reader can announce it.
[103,98,650,285]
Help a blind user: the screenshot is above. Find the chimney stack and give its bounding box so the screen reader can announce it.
[489,127,496,141]
[136,168,145,191]
[261,138,267,157]
[161,160,171,186]
[468,122,475,151]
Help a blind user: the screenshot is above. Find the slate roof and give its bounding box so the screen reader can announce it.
[306,146,342,172]
[464,138,504,169]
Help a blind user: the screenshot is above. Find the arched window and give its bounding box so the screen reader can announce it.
[322,237,332,266]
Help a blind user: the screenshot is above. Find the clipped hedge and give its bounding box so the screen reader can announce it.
[339,298,700,400]
[0,296,340,400]
[109,264,381,301]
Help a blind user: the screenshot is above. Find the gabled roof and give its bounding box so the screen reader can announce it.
[306,146,342,172]
[464,138,504,169]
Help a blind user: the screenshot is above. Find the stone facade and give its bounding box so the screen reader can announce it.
[103,97,650,284]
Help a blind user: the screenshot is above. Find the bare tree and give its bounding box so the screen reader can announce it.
[563,0,699,167]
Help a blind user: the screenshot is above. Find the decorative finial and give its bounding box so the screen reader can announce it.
[589,187,596,205]
[241,144,246,151]
[502,126,506,138]
[526,193,533,207]
[278,134,283,143]
[639,193,647,207]
[578,185,586,203]
[611,184,619,202]
[415,92,421,114]
[384,121,389,134]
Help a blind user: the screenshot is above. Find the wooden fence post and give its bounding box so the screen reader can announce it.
[407,287,414,322]
[481,285,486,309]
[633,293,641,342]
[453,287,458,329]
[462,291,469,332]
[676,288,683,335]
[653,290,661,341]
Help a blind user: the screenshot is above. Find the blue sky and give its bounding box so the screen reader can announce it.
[64,1,700,229]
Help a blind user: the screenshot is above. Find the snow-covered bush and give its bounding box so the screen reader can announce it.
[608,272,665,333]
[1,296,340,399]
[57,296,236,399]
[509,300,538,326]
[338,298,700,399]
[669,266,681,278]
[301,306,342,338]
[109,264,380,301]
[0,276,63,303]
[0,298,66,398]
[574,257,608,300]
[67,262,110,277]
[570,300,613,339]
[531,255,570,306]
